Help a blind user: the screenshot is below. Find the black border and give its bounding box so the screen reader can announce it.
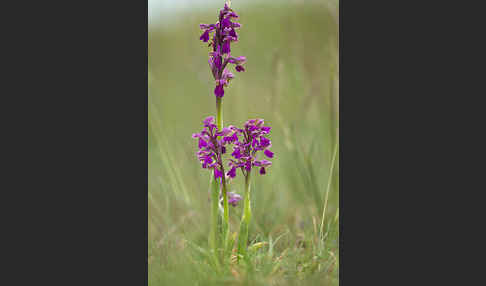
[20,0,149,283]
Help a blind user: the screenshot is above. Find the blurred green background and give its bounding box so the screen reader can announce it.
[149,1,339,285]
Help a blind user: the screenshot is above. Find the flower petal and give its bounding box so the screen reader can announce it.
[214,84,224,97]
[198,138,208,149]
[235,65,245,72]
[227,166,237,178]
[203,116,215,126]
[259,167,266,175]
[214,168,223,179]
[264,149,274,158]
[199,30,210,42]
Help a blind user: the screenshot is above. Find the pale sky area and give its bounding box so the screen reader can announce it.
[149,0,244,26]
[148,0,311,26]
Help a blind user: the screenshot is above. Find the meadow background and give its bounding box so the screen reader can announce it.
[148,1,339,285]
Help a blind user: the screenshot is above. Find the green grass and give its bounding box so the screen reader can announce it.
[149,2,339,285]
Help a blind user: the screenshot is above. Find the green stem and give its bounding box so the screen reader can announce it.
[237,170,252,261]
[209,174,221,266]
[221,176,230,254]
[215,96,230,257]
[216,97,223,133]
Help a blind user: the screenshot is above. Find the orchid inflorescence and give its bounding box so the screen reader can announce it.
[193,117,274,187]
[228,119,274,177]
[193,1,274,262]
[192,116,232,181]
[199,2,246,98]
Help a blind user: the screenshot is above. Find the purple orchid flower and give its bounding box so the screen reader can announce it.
[192,116,233,182]
[220,191,242,207]
[224,119,274,178]
[228,192,242,207]
[199,3,246,98]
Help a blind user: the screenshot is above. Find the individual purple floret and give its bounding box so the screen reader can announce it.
[218,191,242,208]
[192,116,233,181]
[199,3,246,98]
[228,192,242,207]
[221,191,242,207]
[226,119,274,177]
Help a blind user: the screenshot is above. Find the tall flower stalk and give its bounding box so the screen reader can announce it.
[215,97,229,254]
[193,116,236,258]
[228,119,274,260]
[198,1,246,259]
[194,1,275,264]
